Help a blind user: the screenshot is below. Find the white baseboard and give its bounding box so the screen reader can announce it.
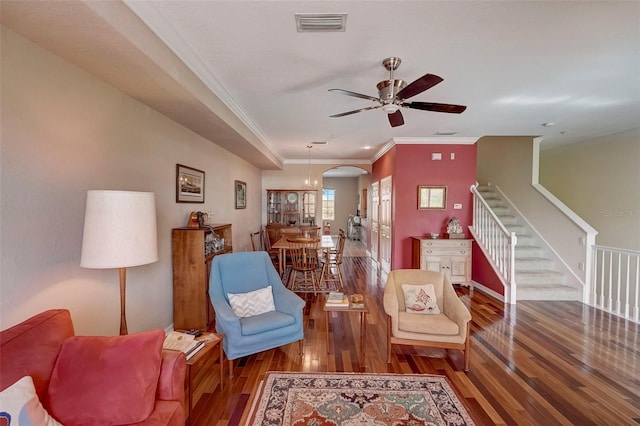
[165,323,174,334]
[471,281,504,302]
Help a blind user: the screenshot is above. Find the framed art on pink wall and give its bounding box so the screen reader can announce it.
[418,185,446,209]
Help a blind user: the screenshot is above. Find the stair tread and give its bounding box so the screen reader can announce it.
[515,256,551,261]
[516,269,563,275]
[518,283,577,289]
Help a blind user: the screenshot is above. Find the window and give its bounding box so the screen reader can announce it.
[322,189,335,221]
[302,191,316,224]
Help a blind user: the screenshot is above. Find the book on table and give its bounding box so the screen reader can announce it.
[185,341,205,360]
[163,331,206,360]
[326,292,349,308]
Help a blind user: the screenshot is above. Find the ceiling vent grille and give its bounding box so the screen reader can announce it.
[295,13,347,32]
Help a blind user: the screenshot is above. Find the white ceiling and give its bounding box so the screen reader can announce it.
[2,1,639,170]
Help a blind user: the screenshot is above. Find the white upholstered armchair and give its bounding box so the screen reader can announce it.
[383,269,472,371]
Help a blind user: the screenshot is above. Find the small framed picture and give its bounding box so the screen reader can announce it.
[235,180,247,209]
[418,185,446,209]
[176,164,205,203]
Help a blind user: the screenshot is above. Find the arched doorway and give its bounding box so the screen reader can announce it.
[321,166,370,244]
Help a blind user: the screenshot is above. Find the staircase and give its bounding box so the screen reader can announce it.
[476,185,581,301]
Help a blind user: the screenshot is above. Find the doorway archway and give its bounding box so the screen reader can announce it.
[320,166,370,241]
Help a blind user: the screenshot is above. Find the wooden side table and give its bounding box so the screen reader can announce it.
[324,296,368,370]
[185,333,224,426]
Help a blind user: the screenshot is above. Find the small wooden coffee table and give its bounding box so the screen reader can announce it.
[324,296,368,370]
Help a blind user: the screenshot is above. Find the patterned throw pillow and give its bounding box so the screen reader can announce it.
[228,286,276,318]
[402,284,441,315]
[0,376,62,426]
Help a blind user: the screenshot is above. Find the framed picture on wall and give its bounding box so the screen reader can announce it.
[176,164,205,203]
[418,185,446,209]
[235,180,247,209]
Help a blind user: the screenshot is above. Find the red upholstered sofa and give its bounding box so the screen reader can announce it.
[0,309,186,425]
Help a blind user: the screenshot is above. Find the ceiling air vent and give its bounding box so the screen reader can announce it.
[312,141,328,145]
[295,13,347,32]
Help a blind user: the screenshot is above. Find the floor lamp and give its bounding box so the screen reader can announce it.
[80,190,158,335]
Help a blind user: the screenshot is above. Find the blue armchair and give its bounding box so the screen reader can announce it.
[209,251,305,375]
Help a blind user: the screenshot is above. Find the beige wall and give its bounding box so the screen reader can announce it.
[0,28,262,334]
[540,129,640,251]
[322,177,359,234]
[476,136,591,286]
[358,173,372,218]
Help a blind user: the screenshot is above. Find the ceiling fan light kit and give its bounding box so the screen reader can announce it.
[329,57,467,127]
[381,103,400,114]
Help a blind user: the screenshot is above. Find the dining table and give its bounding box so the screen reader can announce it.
[272,235,335,276]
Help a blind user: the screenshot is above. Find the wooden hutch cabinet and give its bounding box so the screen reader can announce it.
[172,224,232,330]
[411,237,472,288]
[266,189,317,226]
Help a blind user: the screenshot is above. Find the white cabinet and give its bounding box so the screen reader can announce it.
[411,237,472,288]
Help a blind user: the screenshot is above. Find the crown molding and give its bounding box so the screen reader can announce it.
[372,136,480,162]
[284,159,372,165]
[392,137,480,145]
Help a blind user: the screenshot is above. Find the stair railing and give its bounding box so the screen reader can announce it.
[591,245,640,323]
[470,184,518,304]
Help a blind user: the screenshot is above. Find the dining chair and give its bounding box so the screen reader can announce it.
[265,223,284,247]
[299,226,321,238]
[261,228,279,268]
[280,227,302,238]
[322,228,345,258]
[287,237,320,294]
[318,230,346,292]
[249,230,263,251]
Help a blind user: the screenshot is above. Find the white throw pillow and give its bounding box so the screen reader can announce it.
[402,284,440,315]
[0,375,62,426]
[228,285,276,318]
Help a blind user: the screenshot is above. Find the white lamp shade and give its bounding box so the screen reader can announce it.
[81,190,158,269]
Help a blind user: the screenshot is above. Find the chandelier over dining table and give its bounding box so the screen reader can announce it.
[304,145,317,189]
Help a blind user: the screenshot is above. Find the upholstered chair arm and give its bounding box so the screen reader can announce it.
[212,300,242,336]
[383,273,399,319]
[442,279,472,327]
[156,350,186,402]
[273,289,305,314]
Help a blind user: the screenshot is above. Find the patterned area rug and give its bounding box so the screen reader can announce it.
[245,372,475,425]
[282,266,341,293]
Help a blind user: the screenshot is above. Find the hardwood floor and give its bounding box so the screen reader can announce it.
[191,255,640,425]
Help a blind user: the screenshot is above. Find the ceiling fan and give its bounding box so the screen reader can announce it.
[329,57,467,127]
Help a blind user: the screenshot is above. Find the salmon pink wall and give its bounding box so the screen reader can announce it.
[472,244,505,295]
[373,144,477,269]
[372,146,395,181]
[394,144,476,269]
[371,142,504,297]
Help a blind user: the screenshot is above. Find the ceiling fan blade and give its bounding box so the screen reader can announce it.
[388,110,404,127]
[396,74,443,100]
[329,88,380,102]
[330,105,382,118]
[404,101,467,114]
